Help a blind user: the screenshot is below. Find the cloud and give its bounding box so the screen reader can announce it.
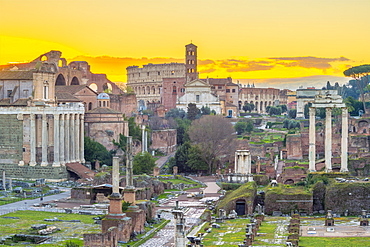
[199,68,216,73]
[269,56,350,70]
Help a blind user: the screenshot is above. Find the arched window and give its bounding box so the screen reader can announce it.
[88,102,92,110]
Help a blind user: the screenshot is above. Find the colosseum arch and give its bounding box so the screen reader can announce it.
[71,77,80,85]
[56,74,66,86]
[147,86,151,95]
[103,82,113,93]
[89,83,98,92]
[152,86,156,95]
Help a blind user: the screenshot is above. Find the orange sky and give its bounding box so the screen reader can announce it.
[1,0,370,89]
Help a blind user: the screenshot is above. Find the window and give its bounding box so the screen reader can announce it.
[7,90,12,97]
[218,86,222,89]
[147,72,149,76]
[43,86,48,99]
[158,71,160,75]
[88,102,92,110]
[181,88,185,93]
[23,89,29,98]
[196,95,200,102]
[173,86,177,93]
[232,89,236,93]
[226,89,230,93]
[171,70,175,75]
[211,86,215,89]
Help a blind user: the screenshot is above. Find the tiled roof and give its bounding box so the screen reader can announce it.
[55,85,96,95]
[0,99,11,106]
[12,98,29,106]
[86,107,122,114]
[55,92,81,102]
[200,78,233,85]
[0,71,34,80]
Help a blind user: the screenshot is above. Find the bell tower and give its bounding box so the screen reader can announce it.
[185,43,197,82]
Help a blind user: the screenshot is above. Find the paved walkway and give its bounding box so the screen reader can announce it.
[0,188,71,216]
[155,151,176,168]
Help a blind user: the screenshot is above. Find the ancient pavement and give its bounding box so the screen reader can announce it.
[0,188,71,216]
[139,176,220,247]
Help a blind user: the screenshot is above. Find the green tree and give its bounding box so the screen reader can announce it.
[133,152,156,175]
[174,142,192,173]
[201,106,211,115]
[165,108,186,119]
[128,117,142,141]
[187,103,200,120]
[288,109,296,119]
[278,104,287,113]
[175,118,191,145]
[245,120,254,133]
[234,121,247,135]
[84,136,113,166]
[243,103,254,112]
[186,145,208,172]
[268,106,282,116]
[344,64,370,114]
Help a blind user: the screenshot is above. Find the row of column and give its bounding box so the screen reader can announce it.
[29,113,84,167]
[309,107,348,172]
[235,150,251,174]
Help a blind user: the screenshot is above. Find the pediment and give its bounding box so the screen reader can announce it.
[185,79,210,88]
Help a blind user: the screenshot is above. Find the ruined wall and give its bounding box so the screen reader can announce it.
[349,156,370,176]
[286,134,303,160]
[0,115,23,164]
[264,185,313,215]
[84,226,119,247]
[150,129,177,154]
[325,183,370,215]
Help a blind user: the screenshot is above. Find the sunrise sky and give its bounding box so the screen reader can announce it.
[1,0,370,89]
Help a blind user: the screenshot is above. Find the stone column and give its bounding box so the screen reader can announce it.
[126,136,134,188]
[144,130,148,152]
[112,156,120,195]
[234,151,238,173]
[341,108,349,172]
[2,171,6,191]
[29,114,36,166]
[75,113,80,162]
[60,114,65,165]
[70,114,75,162]
[325,107,332,172]
[309,107,316,172]
[246,151,251,174]
[80,114,85,163]
[65,114,70,163]
[141,125,145,153]
[52,114,60,167]
[41,114,48,166]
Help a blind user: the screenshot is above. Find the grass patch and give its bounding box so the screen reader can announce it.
[299,237,370,247]
[0,210,100,246]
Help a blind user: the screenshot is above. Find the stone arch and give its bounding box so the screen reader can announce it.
[265,101,267,110]
[41,55,47,62]
[268,101,272,106]
[152,86,155,95]
[284,179,295,185]
[147,86,151,95]
[71,77,80,85]
[143,87,146,95]
[55,74,66,86]
[103,82,113,93]
[238,101,242,110]
[260,101,263,111]
[89,83,98,92]
[255,102,258,112]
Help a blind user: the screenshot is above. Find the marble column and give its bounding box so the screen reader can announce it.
[144,130,148,152]
[80,114,85,163]
[29,114,36,166]
[325,107,332,172]
[53,114,60,167]
[2,171,5,191]
[126,136,134,188]
[309,107,316,172]
[112,156,120,195]
[65,114,70,163]
[341,108,349,172]
[41,114,48,166]
[141,125,145,153]
[75,113,80,162]
[70,114,75,162]
[60,114,65,165]
[234,151,238,173]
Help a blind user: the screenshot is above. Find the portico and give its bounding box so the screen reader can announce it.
[308,90,348,172]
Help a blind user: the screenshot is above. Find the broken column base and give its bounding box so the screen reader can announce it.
[125,205,146,234]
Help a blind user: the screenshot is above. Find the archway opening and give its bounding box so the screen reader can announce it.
[71,77,80,85]
[56,74,66,86]
[103,83,113,93]
[89,83,98,92]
